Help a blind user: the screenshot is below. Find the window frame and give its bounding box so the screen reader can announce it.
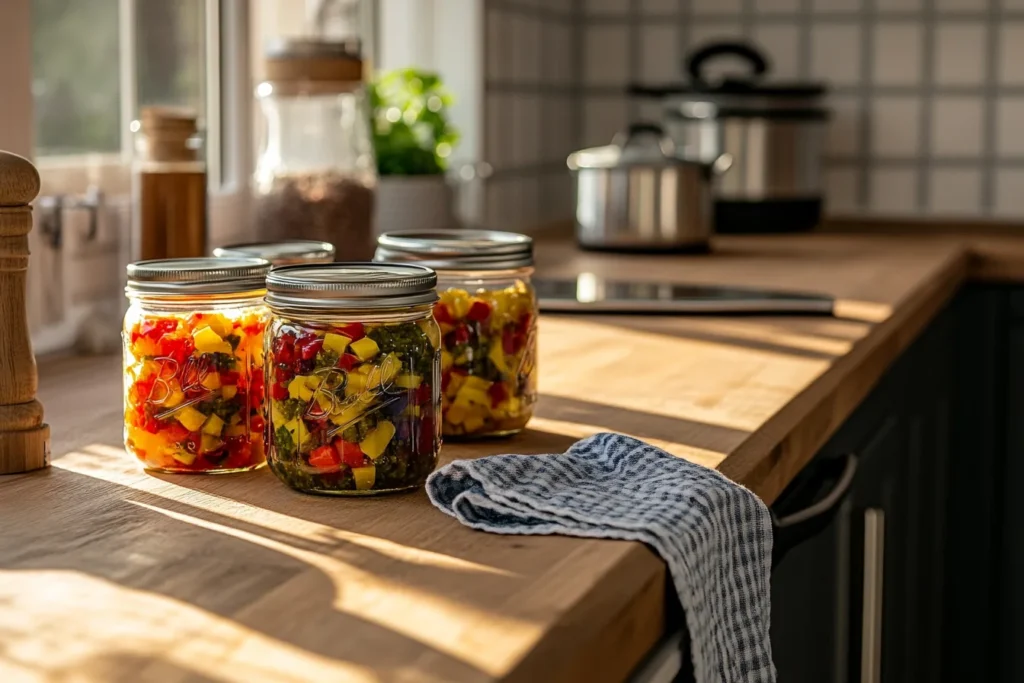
[2,0,253,244]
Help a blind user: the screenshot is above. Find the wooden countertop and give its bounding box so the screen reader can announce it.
[3,232,1023,683]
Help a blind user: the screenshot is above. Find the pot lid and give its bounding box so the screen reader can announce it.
[628,40,827,100]
[126,257,272,295]
[568,123,706,170]
[265,262,438,311]
[374,229,533,270]
[213,240,336,266]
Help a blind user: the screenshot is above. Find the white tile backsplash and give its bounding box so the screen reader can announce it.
[811,24,863,86]
[512,15,542,84]
[641,0,679,14]
[872,97,922,158]
[688,21,745,50]
[812,0,860,11]
[692,0,742,14]
[994,170,1024,218]
[876,0,922,11]
[936,0,988,9]
[873,23,923,87]
[935,23,985,86]
[485,0,1024,224]
[928,168,982,216]
[511,95,541,166]
[996,98,1024,157]
[583,95,629,148]
[486,8,507,82]
[542,96,576,164]
[545,22,574,85]
[585,0,629,15]
[825,95,862,158]
[931,97,984,158]
[752,24,800,80]
[999,24,1024,86]
[640,24,679,82]
[824,166,861,215]
[870,169,919,215]
[584,25,630,85]
[754,0,801,13]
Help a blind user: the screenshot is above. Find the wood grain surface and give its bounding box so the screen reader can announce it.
[1,231,1021,682]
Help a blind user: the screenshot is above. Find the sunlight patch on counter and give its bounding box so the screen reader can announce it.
[0,570,381,683]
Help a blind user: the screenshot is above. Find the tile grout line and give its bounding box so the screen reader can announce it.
[917,0,937,212]
[628,0,642,123]
[980,0,1001,215]
[858,0,876,210]
[740,0,754,40]
[798,0,812,82]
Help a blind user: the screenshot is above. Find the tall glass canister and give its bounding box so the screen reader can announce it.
[254,38,377,260]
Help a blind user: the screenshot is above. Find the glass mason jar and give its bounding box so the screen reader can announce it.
[254,38,377,260]
[123,258,272,473]
[374,230,538,438]
[213,240,336,267]
[264,263,442,495]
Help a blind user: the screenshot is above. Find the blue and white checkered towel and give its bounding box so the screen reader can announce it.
[426,432,776,683]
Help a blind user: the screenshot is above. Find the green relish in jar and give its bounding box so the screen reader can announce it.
[264,263,441,495]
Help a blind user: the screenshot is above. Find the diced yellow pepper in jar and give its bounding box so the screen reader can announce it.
[176,406,208,432]
[366,354,401,389]
[172,449,198,465]
[322,332,352,354]
[201,372,222,391]
[360,420,396,460]
[202,414,225,436]
[393,373,421,389]
[222,385,238,400]
[205,314,233,338]
[352,465,376,490]
[446,404,469,425]
[200,434,224,453]
[163,388,185,409]
[349,337,380,361]
[288,376,315,402]
[463,414,485,433]
[193,326,232,355]
[488,339,509,375]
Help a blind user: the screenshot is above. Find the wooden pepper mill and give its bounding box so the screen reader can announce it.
[0,151,50,474]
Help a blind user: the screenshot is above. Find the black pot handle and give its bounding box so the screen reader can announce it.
[771,452,858,568]
[686,41,770,89]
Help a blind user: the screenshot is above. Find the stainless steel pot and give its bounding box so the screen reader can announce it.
[567,123,731,253]
[630,41,830,234]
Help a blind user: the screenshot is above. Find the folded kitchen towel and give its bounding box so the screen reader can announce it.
[426,432,776,683]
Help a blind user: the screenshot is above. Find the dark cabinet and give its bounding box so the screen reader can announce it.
[771,305,956,683]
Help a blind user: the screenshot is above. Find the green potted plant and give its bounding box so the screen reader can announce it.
[370,68,460,234]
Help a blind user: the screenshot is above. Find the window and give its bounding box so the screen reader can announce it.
[0,0,251,352]
[31,0,214,176]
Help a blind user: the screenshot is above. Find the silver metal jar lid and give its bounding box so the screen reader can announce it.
[374,229,534,271]
[126,257,271,295]
[265,262,438,311]
[212,240,336,266]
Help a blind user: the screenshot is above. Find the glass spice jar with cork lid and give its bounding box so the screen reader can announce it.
[132,107,207,261]
[254,37,377,260]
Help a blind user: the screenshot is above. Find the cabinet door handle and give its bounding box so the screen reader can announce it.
[861,508,885,683]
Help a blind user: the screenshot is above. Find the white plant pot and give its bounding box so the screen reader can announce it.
[374,175,455,235]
